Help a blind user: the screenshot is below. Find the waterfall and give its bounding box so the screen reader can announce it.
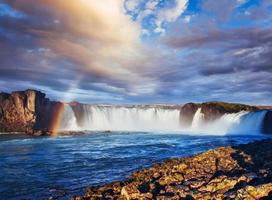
[58,104,79,131]
[188,111,248,134]
[79,105,181,132]
[191,108,205,130]
[229,110,268,134]
[59,104,269,134]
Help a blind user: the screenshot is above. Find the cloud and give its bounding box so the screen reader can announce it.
[154,0,272,104]
[158,0,188,22]
[202,0,240,21]
[0,0,271,104]
[0,0,160,98]
[124,0,188,34]
[155,0,188,33]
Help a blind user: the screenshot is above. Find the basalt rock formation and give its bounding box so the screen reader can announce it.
[0,89,62,135]
[73,139,272,200]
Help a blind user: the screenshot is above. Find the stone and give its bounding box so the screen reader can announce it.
[121,183,141,200]
[75,139,272,200]
[158,173,184,186]
[235,183,272,199]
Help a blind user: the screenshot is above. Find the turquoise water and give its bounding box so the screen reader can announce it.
[0,132,269,199]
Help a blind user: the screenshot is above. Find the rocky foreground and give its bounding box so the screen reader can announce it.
[72,139,272,200]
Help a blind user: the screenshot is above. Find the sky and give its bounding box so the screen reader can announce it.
[0,0,271,104]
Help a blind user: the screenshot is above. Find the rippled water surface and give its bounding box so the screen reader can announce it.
[0,132,269,199]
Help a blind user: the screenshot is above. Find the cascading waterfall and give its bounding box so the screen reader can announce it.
[191,108,205,131]
[58,104,268,135]
[229,110,268,134]
[188,110,249,134]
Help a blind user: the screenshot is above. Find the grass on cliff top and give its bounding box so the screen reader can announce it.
[197,101,257,112]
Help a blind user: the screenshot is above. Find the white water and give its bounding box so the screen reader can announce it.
[58,105,79,131]
[229,111,268,134]
[78,105,181,132]
[58,105,267,135]
[191,108,205,131]
[189,110,249,134]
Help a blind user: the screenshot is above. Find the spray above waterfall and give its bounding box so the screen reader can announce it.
[57,104,269,135]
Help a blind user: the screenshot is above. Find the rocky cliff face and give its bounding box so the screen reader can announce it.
[180,102,258,126]
[0,89,62,134]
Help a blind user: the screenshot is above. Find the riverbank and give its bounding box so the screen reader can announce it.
[72,139,272,200]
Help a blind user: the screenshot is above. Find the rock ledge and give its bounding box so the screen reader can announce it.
[73,139,272,200]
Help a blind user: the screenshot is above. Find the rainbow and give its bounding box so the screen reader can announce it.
[49,103,65,137]
[49,75,82,136]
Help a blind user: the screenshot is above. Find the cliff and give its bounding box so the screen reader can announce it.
[180,101,258,126]
[0,90,271,134]
[0,89,62,135]
[73,139,272,200]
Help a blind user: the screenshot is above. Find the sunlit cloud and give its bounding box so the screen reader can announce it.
[0,0,271,104]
